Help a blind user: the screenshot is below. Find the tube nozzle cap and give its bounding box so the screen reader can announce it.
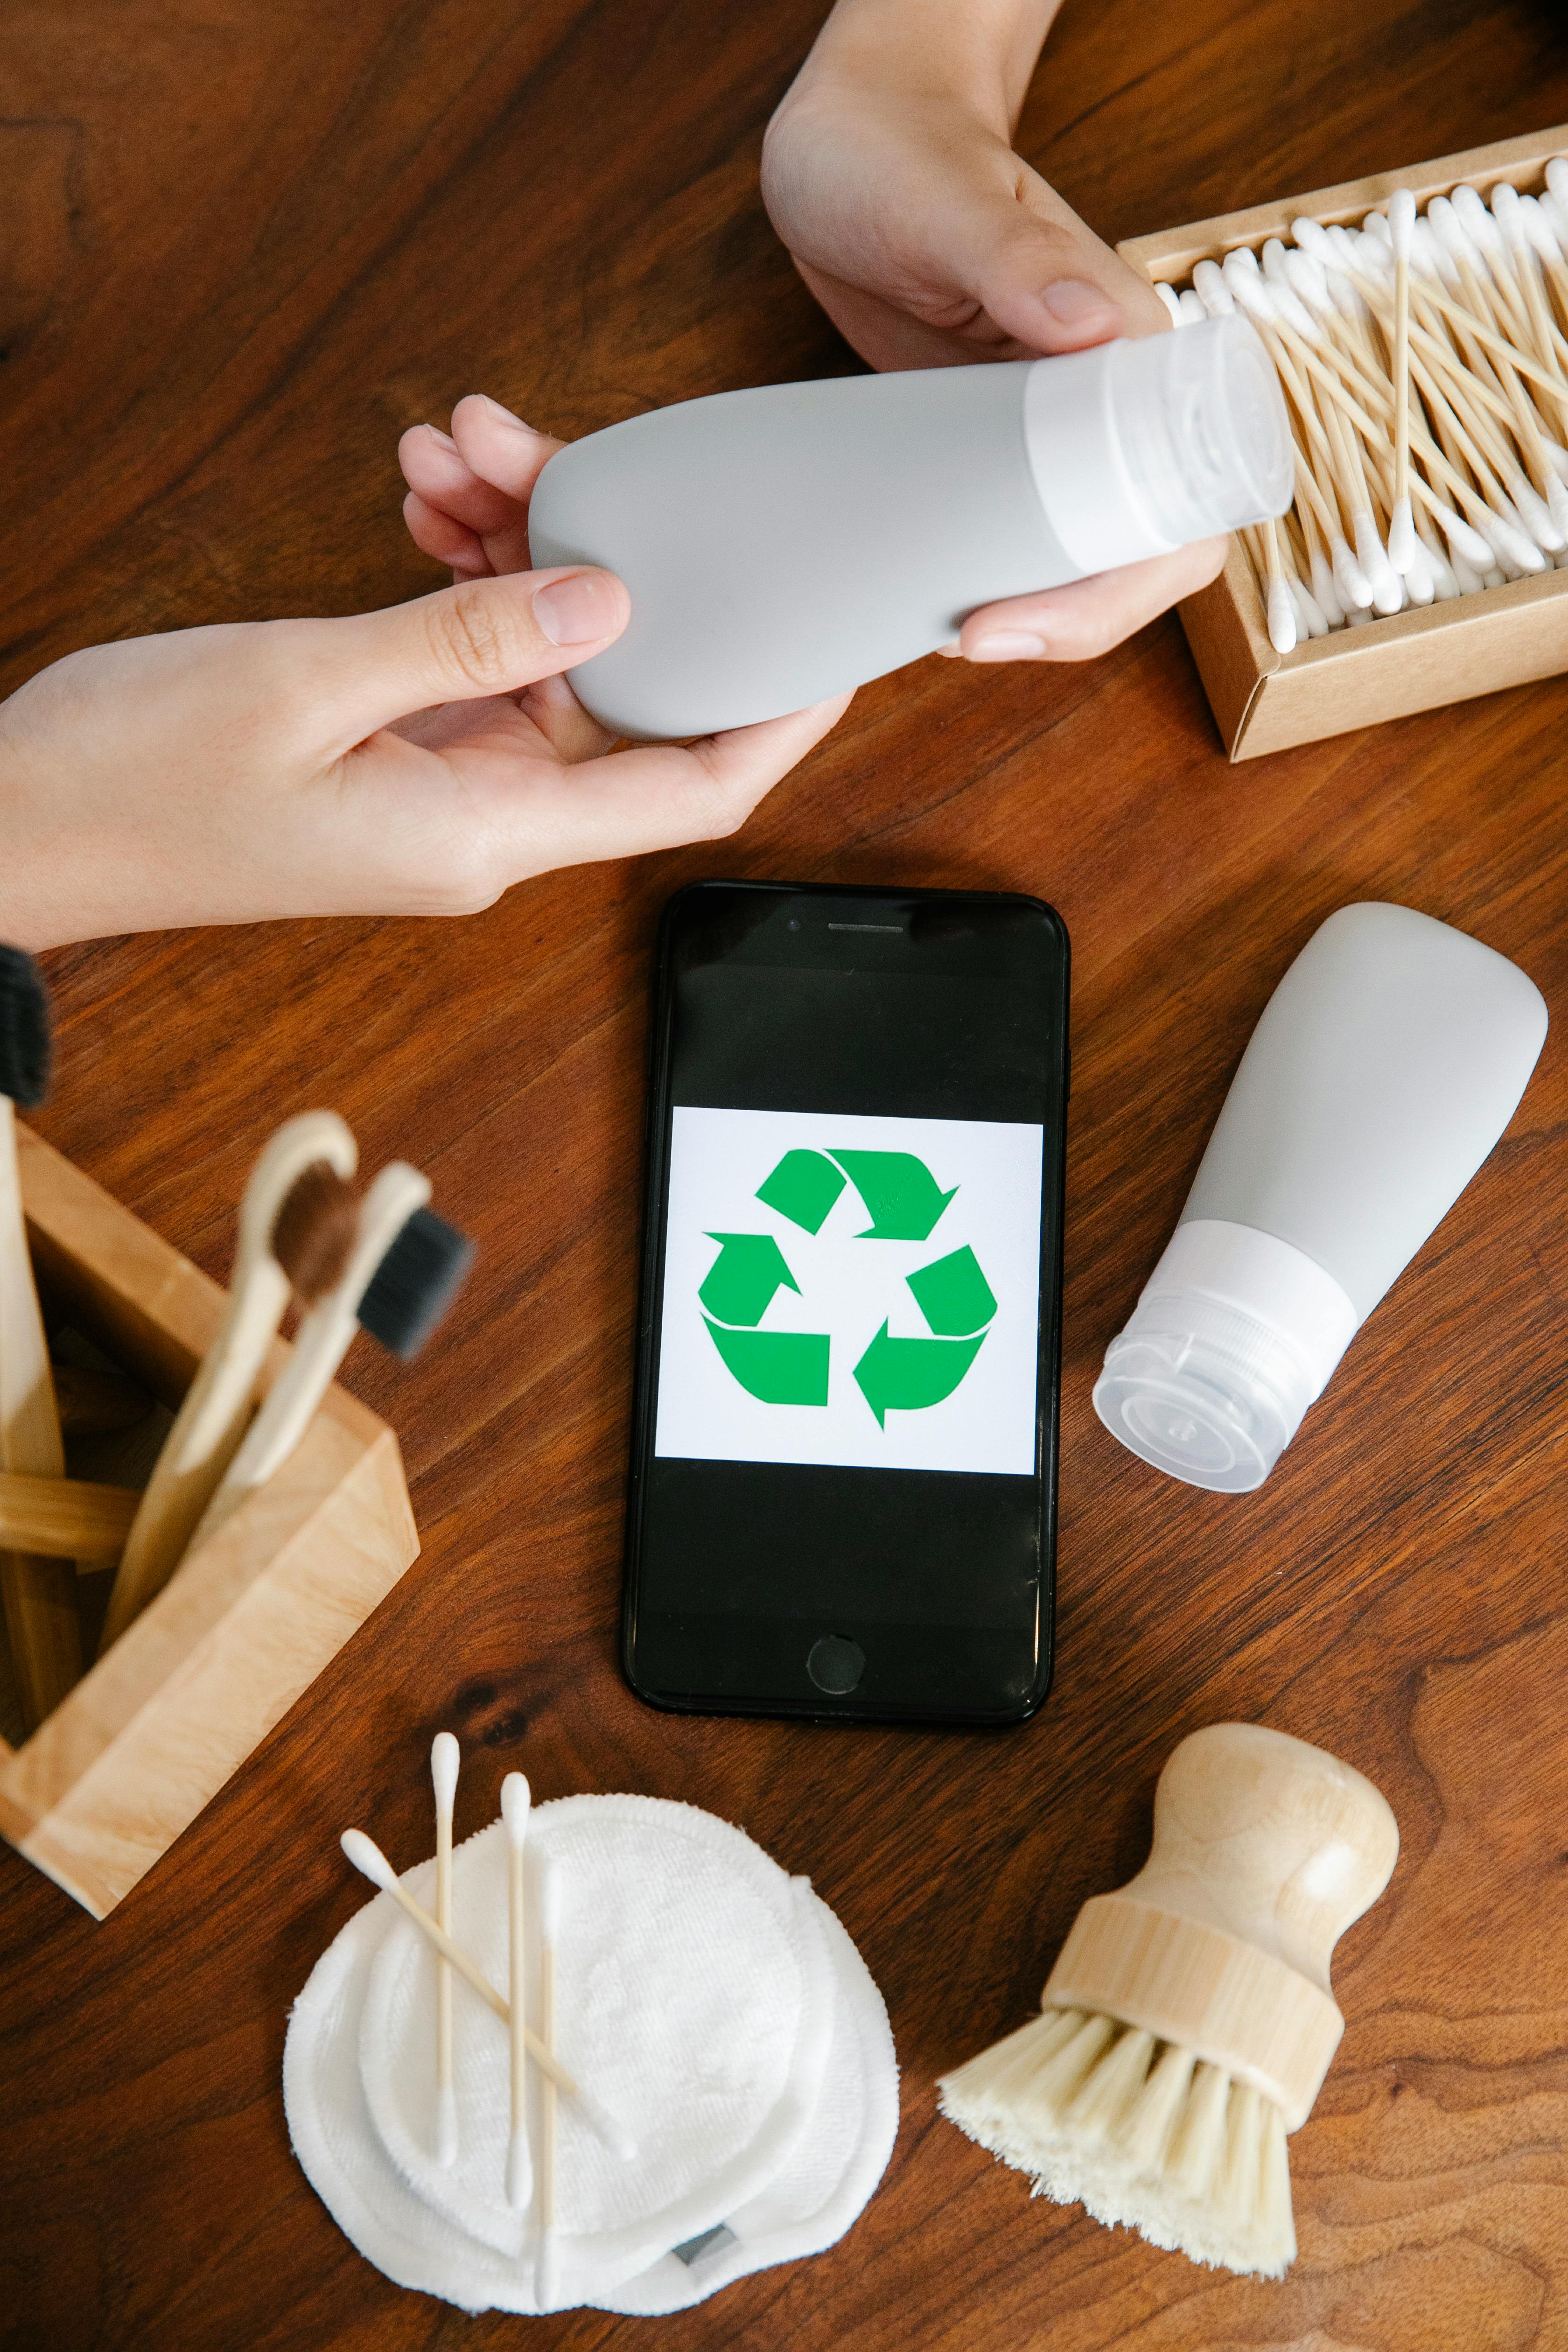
[1092,1220,1359,1492]
[1023,313,1293,574]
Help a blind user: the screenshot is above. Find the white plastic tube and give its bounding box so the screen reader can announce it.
[1093,903,1547,1492]
[528,315,1291,739]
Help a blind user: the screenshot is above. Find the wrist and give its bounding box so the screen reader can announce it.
[779,0,1041,141]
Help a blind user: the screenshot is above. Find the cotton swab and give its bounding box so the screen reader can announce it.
[431,1733,460,2168]
[1166,167,1568,632]
[339,1827,635,2160]
[536,1857,561,2311]
[1260,517,1296,650]
[502,1772,530,2210]
[1389,190,1417,569]
[1225,262,1394,608]
[1493,182,1568,409]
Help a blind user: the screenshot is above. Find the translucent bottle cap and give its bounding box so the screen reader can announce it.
[1110,313,1295,546]
[1092,1292,1317,1493]
[1092,1220,1361,1494]
[1024,315,1294,575]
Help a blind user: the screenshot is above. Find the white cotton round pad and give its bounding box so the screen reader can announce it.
[357,1797,832,2289]
[599,1898,899,2316]
[284,1794,898,2317]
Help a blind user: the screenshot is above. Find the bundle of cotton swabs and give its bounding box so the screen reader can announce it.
[1155,164,1568,650]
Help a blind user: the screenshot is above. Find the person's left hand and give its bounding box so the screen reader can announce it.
[0,454,847,949]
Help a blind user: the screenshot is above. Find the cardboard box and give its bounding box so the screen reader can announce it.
[1117,125,1568,760]
[0,1126,419,1918]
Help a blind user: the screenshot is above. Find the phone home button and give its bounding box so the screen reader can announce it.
[806,1635,865,1696]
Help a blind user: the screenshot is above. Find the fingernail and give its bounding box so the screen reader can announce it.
[534,571,618,644]
[421,424,458,449]
[967,630,1048,661]
[935,641,963,658]
[1039,279,1117,328]
[474,393,532,431]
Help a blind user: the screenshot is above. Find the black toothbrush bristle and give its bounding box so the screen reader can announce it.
[0,947,51,1110]
[357,1206,475,1359]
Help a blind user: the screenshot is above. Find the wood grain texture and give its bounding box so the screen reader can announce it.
[0,1468,139,1565]
[1041,1726,1402,2128]
[0,1128,420,1920]
[1,0,1566,2343]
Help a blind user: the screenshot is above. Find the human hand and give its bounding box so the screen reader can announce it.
[760,1,1226,658]
[0,484,847,951]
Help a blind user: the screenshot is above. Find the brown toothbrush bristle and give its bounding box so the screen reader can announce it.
[272,1161,359,1305]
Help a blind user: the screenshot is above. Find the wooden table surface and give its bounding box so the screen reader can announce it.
[4,1,1568,2345]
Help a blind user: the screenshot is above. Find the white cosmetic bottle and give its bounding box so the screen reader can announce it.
[1094,903,1548,1492]
[528,315,1291,740]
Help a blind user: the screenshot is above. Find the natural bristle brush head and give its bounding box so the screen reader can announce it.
[938,1724,1399,2280]
[0,947,52,1109]
[357,1205,475,1359]
[271,1160,360,1307]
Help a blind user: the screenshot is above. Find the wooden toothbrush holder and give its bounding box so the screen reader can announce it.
[0,1124,419,1918]
[1118,121,1568,760]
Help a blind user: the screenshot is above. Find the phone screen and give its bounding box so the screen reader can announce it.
[623,881,1068,1725]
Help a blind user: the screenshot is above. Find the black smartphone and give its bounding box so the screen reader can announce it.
[623,880,1069,1727]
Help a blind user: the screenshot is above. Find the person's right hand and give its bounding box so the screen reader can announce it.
[399,393,588,586]
[759,24,1226,662]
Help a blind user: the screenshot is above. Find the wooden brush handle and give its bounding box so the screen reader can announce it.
[99,1110,357,1654]
[0,1098,81,1727]
[1043,1724,1399,2128]
[188,1163,428,1553]
[1116,1722,1399,1985]
[0,1470,140,1565]
[98,1256,288,1652]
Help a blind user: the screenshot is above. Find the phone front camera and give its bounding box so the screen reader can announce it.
[787,918,801,931]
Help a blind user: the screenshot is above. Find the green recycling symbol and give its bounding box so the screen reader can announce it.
[698,1148,997,1426]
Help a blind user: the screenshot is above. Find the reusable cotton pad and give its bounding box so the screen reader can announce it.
[284,1793,897,2315]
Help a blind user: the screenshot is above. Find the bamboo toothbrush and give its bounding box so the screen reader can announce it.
[185,1162,473,1557]
[536,1856,560,2311]
[0,947,80,1729]
[98,1112,359,1652]
[340,1826,635,2160]
[938,1724,1399,2279]
[432,1732,460,2168]
[503,1771,531,2211]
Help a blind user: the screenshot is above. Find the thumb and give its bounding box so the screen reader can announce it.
[936,176,1169,357]
[308,565,630,744]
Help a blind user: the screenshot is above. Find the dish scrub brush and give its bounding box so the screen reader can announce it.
[938,1722,1399,2277]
